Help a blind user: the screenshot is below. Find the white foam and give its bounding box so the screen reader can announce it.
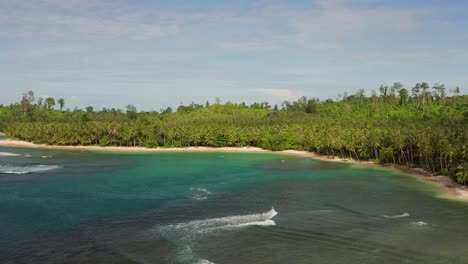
[177,246,216,264]
[0,152,20,156]
[236,219,276,227]
[0,165,61,174]
[193,195,208,200]
[155,208,278,237]
[383,212,410,219]
[194,259,216,264]
[411,221,428,226]
[41,156,52,158]
[196,188,213,195]
[190,187,214,199]
[157,209,276,264]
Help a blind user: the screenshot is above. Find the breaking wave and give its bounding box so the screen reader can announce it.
[0,165,61,174]
[383,212,410,219]
[155,207,278,237]
[177,246,216,264]
[193,195,208,200]
[194,259,215,264]
[0,152,20,157]
[196,188,213,195]
[411,221,428,226]
[153,208,277,264]
[191,187,214,201]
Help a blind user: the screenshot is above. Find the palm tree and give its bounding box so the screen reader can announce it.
[45,97,56,110]
[432,83,446,104]
[58,98,65,111]
[21,95,30,116]
[399,88,409,105]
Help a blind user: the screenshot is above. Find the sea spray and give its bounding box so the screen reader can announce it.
[174,245,217,264]
[155,208,277,237]
[153,208,278,263]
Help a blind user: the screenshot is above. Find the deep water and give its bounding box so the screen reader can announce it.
[1,144,468,264]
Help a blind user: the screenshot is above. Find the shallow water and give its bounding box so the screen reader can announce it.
[1,145,467,263]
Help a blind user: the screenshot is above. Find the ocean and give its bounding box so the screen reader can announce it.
[1,144,467,263]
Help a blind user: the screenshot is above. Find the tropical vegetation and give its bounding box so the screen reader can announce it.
[1,82,467,184]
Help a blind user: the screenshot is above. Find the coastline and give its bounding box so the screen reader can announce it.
[0,138,466,201]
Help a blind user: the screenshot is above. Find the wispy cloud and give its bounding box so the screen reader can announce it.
[262,1,431,50]
[0,0,259,40]
[0,0,434,47]
[255,88,299,101]
[219,42,278,51]
[350,47,465,63]
[0,0,179,39]
[0,0,466,110]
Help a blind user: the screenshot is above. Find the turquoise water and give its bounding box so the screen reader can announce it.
[1,145,468,263]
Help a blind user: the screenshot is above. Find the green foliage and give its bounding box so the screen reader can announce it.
[45,97,56,110]
[57,98,65,111]
[456,165,468,184]
[1,85,468,185]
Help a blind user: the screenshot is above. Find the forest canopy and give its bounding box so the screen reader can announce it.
[1,82,467,184]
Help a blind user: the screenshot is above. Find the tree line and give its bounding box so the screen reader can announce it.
[1,82,467,184]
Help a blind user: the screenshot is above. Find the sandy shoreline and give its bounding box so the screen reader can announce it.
[1,138,467,201]
[0,132,5,136]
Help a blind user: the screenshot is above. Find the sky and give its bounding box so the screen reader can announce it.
[1,0,467,111]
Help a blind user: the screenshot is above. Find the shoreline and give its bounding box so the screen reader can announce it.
[0,138,467,201]
[0,132,5,136]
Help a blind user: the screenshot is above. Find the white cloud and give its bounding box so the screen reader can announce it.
[0,0,434,46]
[0,0,255,40]
[0,0,454,61]
[263,1,431,50]
[0,0,179,40]
[255,88,298,101]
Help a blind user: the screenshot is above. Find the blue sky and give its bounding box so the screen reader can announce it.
[1,0,467,111]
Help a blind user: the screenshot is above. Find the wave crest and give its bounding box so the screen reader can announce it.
[411,221,428,226]
[154,208,277,264]
[155,208,277,238]
[194,259,216,264]
[0,165,61,174]
[0,152,20,156]
[383,212,410,219]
